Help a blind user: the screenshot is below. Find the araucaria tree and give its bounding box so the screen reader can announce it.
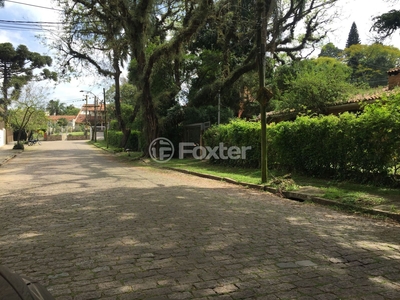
[0,43,57,121]
[346,22,361,48]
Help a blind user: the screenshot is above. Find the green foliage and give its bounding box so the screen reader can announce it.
[319,42,343,59]
[346,22,361,48]
[106,130,141,151]
[106,83,140,130]
[203,119,261,168]
[57,118,68,127]
[371,9,400,40]
[344,43,400,87]
[0,43,57,115]
[203,93,400,186]
[47,100,66,115]
[272,58,352,112]
[183,105,234,125]
[65,105,80,116]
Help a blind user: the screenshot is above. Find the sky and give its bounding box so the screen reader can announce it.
[0,0,106,107]
[0,0,399,108]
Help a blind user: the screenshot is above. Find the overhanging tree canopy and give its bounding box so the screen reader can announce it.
[54,0,213,149]
[371,9,400,40]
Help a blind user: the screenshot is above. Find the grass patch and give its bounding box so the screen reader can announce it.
[159,159,399,209]
[161,159,264,184]
[90,142,400,214]
[159,158,298,189]
[322,187,385,207]
[68,132,86,136]
[91,140,142,159]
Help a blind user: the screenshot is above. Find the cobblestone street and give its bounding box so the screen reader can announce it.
[0,141,399,299]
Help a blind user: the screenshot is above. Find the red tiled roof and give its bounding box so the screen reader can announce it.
[266,88,398,121]
[48,115,76,121]
[387,67,400,75]
[75,114,87,124]
[80,104,105,112]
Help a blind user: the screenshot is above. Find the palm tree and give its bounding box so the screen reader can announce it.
[47,99,66,115]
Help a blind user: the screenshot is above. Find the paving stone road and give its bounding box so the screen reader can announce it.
[0,140,399,300]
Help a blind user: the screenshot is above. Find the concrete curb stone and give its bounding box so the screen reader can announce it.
[164,166,400,223]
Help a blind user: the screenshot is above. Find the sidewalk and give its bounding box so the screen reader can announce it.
[0,142,22,166]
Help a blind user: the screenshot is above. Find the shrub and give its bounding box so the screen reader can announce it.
[106,130,141,151]
[203,93,400,186]
[203,119,261,168]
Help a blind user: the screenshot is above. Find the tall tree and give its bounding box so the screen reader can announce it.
[319,42,343,59]
[53,0,131,147]
[47,99,66,115]
[185,0,340,182]
[65,105,80,116]
[0,43,57,121]
[54,0,213,150]
[346,22,361,48]
[188,0,341,106]
[272,57,353,112]
[8,83,48,149]
[344,43,400,87]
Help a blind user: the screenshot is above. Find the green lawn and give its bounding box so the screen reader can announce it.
[68,132,85,136]
[91,140,400,214]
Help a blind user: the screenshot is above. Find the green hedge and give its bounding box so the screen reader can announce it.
[106,130,141,151]
[203,93,400,185]
[203,120,261,168]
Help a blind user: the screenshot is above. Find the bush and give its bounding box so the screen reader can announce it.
[106,130,141,151]
[203,119,261,168]
[203,93,400,186]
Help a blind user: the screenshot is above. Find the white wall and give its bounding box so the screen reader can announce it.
[0,128,6,147]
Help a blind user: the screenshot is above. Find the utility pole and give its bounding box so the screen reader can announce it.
[103,88,108,148]
[218,92,221,125]
[85,95,88,139]
[94,96,97,142]
[257,0,267,183]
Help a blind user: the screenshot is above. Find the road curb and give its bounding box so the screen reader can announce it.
[163,167,400,223]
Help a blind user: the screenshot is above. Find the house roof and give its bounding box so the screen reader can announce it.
[80,104,105,112]
[266,88,398,122]
[387,67,400,75]
[75,114,87,124]
[48,115,76,122]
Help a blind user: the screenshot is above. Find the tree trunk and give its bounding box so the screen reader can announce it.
[142,80,158,155]
[112,54,130,149]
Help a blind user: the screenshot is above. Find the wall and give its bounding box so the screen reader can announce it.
[0,128,5,147]
[388,70,400,90]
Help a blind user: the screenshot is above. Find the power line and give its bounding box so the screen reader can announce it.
[0,20,61,32]
[0,19,63,25]
[4,0,63,11]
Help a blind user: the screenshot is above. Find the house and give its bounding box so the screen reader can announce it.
[387,67,400,89]
[48,115,76,129]
[75,103,107,130]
